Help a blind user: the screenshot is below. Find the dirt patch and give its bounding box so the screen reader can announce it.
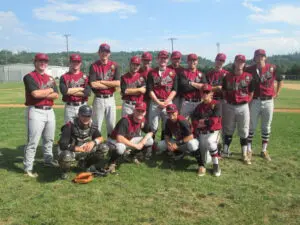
[284,83,300,90]
[0,104,299,113]
[0,104,122,109]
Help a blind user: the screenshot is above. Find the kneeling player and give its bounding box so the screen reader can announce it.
[191,85,222,176]
[156,104,201,172]
[107,102,154,172]
[58,105,109,179]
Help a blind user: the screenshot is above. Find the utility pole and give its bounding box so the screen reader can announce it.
[168,37,177,52]
[216,42,220,54]
[64,34,71,57]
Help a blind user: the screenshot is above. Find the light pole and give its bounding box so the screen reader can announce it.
[168,37,177,52]
[64,34,71,57]
[216,42,220,54]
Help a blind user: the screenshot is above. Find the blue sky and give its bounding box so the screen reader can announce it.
[1,0,300,61]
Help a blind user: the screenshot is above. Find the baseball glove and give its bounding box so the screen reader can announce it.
[72,172,93,184]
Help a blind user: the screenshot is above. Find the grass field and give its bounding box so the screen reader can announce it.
[0,81,300,225]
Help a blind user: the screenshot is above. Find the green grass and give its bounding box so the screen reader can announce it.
[0,108,299,225]
[0,81,299,109]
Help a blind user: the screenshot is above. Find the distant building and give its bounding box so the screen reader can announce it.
[0,63,69,82]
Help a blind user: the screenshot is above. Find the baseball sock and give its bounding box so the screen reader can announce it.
[223,135,233,153]
[240,138,248,155]
[262,141,268,152]
[247,132,254,152]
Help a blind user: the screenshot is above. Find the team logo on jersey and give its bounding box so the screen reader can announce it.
[198,72,202,78]
[270,67,274,73]
[83,74,87,79]
[139,77,145,83]
[169,71,175,77]
[111,64,115,70]
[245,75,250,82]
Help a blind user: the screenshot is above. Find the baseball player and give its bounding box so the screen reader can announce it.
[156,104,200,171]
[191,85,222,176]
[168,51,185,110]
[222,54,255,164]
[107,102,154,173]
[139,52,153,79]
[89,43,120,137]
[178,53,207,119]
[59,54,91,123]
[23,53,59,178]
[121,56,146,117]
[245,49,283,161]
[147,50,177,140]
[206,53,230,152]
[58,105,109,179]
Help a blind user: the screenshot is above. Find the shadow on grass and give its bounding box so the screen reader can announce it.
[0,145,63,183]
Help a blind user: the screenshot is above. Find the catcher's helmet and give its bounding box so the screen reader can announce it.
[78,105,92,117]
[59,150,74,162]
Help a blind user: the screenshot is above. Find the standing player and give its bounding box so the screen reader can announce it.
[139,52,153,79]
[107,102,154,172]
[60,54,91,123]
[245,49,283,161]
[147,50,177,139]
[178,53,207,119]
[156,104,200,172]
[89,43,120,137]
[168,51,184,110]
[191,85,222,176]
[23,53,59,178]
[222,55,255,164]
[121,56,146,116]
[206,53,229,152]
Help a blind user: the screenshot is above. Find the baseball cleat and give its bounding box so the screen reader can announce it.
[24,171,38,178]
[220,151,231,158]
[197,166,206,177]
[261,151,271,161]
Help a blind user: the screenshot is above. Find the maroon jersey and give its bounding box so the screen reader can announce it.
[89,60,120,96]
[59,72,90,103]
[178,68,207,100]
[165,115,192,141]
[206,68,229,99]
[167,65,184,76]
[121,72,146,103]
[147,67,178,100]
[111,114,145,140]
[191,100,222,135]
[139,67,152,80]
[245,63,282,98]
[222,72,255,104]
[23,71,58,106]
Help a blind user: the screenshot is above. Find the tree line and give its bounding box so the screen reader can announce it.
[0,50,299,75]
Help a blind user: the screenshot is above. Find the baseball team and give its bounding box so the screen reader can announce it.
[22,43,283,179]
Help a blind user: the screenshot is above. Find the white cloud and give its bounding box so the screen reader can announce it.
[33,0,137,22]
[242,0,263,13]
[249,5,300,25]
[259,29,281,34]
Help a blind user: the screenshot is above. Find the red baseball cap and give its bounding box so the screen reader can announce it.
[187,53,198,61]
[135,102,147,111]
[34,53,49,61]
[235,54,246,62]
[70,54,82,62]
[254,49,266,57]
[130,56,141,65]
[203,84,212,92]
[158,50,169,59]
[171,51,182,59]
[166,104,178,113]
[99,43,110,52]
[215,53,226,61]
[142,52,152,61]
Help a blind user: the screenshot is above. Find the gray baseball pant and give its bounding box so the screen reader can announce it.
[180,100,201,119]
[23,106,55,172]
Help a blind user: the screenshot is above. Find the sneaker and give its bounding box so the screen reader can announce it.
[242,152,250,164]
[261,151,271,161]
[213,164,221,177]
[24,171,38,178]
[107,163,116,174]
[197,166,206,177]
[61,173,68,180]
[44,160,59,168]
